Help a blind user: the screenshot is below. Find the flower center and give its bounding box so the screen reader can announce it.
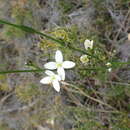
[80,55,89,63]
[56,62,63,68]
[51,75,56,81]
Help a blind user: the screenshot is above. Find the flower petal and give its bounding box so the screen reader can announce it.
[63,61,75,69]
[80,55,89,64]
[84,39,93,50]
[45,70,55,76]
[44,62,57,70]
[40,76,51,84]
[55,75,61,81]
[52,80,60,92]
[57,67,65,80]
[55,50,63,62]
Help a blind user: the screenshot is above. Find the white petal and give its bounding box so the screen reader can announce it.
[44,62,57,70]
[57,67,65,80]
[84,39,93,50]
[80,55,89,64]
[108,68,112,72]
[63,61,75,69]
[84,40,89,49]
[90,41,93,49]
[106,62,111,66]
[55,50,63,62]
[55,75,61,81]
[40,76,51,84]
[52,80,60,92]
[45,70,55,76]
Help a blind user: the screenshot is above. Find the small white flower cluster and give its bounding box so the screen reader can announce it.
[80,39,93,64]
[40,50,75,92]
[81,40,112,72]
[106,62,112,72]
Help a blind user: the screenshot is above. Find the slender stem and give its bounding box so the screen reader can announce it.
[1,19,130,75]
[112,60,130,65]
[0,19,65,46]
[105,81,130,86]
[0,69,44,74]
[67,44,101,60]
[0,19,101,61]
[67,106,123,114]
[62,81,115,110]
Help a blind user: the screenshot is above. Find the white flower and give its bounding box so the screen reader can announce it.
[106,62,112,72]
[80,55,89,64]
[80,39,93,64]
[84,39,93,50]
[44,50,75,80]
[40,70,61,92]
[106,62,111,66]
[108,68,112,72]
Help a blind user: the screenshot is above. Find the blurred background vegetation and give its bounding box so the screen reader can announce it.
[0,0,130,129]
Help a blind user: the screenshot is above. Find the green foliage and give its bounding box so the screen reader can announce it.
[39,28,69,50]
[38,26,81,65]
[66,106,103,130]
[107,85,126,99]
[105,85,130,112]
[115,0,130,8]
[0,75,11,92]
[0,122,9,130]
[59,0,74,13]
[92,0,105,10]
[75,121,101,130]
[111,114,130,130]
[39,26,78,49]
[0,82,10,92]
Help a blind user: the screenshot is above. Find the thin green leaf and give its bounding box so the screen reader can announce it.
[0,69,44,74]
[0,19,65,46]
[0,19,101,61]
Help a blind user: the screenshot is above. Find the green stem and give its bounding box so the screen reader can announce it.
[0,19,101,61]
[62,81,115,110]
[0,19,65,46]
[67,44,101,60]
[0,69,44,74]
[112,61,130,65]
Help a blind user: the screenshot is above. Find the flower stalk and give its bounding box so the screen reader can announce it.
[0,69,44,74]
[0,19,101,61]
